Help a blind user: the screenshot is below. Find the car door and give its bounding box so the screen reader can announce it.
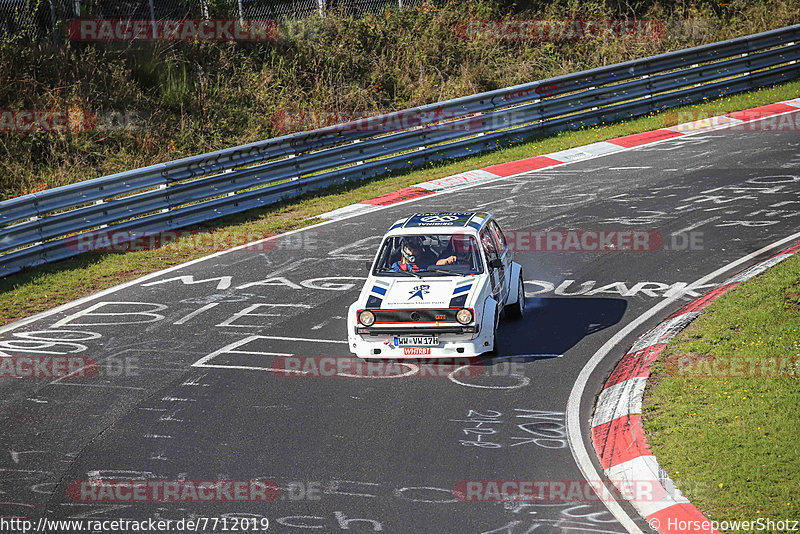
[488,219,512,299]
[480,228,505,304]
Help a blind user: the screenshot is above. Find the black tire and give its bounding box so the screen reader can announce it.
[506,275,525,319]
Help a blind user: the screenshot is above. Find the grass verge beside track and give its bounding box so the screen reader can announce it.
[643,252,800,531]
[1,80,799,326]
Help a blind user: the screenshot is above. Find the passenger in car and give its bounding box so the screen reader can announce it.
[436,234,476,268]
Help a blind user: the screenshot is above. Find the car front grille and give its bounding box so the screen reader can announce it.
[372,308,459,323]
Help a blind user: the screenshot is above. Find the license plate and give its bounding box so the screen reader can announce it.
[404,347,431,356]
[394,336,438,347]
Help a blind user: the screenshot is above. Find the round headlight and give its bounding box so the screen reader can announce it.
[358,310,375,326]
[456,308,473,325]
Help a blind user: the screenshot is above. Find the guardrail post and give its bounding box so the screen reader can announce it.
[642,73,654,112]
[742,52,751,79]
[743,35,755,89]
[148,0,156,37]
[159,184,169,212]
[352,139,365,165]
[48,0,59,46]
[285,163,300,183]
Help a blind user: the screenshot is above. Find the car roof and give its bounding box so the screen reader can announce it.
[385,212,492,235]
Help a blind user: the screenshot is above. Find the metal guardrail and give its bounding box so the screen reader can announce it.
[1,24,799,277]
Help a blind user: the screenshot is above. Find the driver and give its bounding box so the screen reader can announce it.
[436,234,475,267]
[391,236,433,272]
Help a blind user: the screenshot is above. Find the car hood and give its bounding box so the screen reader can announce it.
[367,277,478,308]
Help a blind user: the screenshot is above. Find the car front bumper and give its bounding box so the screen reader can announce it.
[348,329,491,359]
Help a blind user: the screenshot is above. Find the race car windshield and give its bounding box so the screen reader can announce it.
[373,234,484,276]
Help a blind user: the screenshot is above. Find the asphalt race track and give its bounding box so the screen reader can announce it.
[1,112,799,533]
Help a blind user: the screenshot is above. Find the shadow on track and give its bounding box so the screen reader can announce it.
[486,296,628,365]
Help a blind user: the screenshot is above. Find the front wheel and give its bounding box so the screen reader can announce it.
[506,275,525,319]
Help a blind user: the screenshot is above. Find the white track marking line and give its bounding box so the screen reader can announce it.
[252,336,346,343]
[173,303,219,324]
[190,334,345,371]
[191,336,261,368]
[49,383,146,390]
[670,216,721,235]
[566,230,800,534]
[227,351,292,356]
[1,104,797,338]
[194,364,303,373]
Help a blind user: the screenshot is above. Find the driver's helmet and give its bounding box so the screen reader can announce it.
[400,236,424,264]
[450,233,474,260]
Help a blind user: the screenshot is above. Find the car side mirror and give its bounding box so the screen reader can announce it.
[489,258,503,269]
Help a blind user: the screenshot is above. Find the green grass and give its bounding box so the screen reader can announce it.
[643,252,800,532]
[1,79,799,326]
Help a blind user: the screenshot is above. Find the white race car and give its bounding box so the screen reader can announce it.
[347,212,525,358]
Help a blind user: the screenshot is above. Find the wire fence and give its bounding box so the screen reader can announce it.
[0,0,429,43]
